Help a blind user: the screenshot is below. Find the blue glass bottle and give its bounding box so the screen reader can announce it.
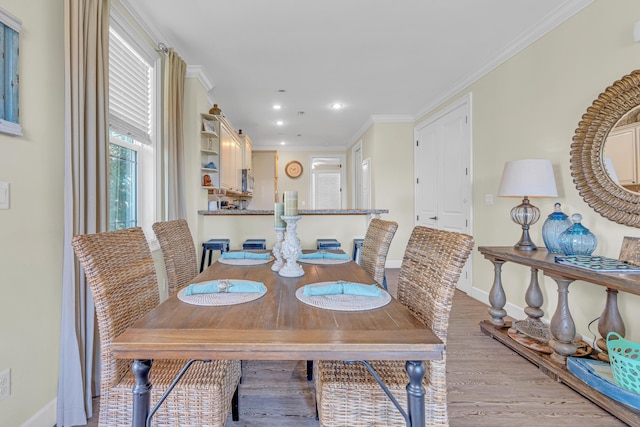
[542,203,572,254]
[558,213,598,256]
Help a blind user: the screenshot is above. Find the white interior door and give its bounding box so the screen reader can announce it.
[311,156,345,209]
[362,158,371,209]
[415,94,472,292]
[352,141,363,208]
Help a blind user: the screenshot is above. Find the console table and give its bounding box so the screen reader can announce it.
[478,246,640,426]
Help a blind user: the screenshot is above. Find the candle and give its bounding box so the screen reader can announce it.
[283,191,298,216]
[274,202,285,228]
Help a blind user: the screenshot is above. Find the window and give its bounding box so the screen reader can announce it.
[0,7,21,136]
[108,10,160,241]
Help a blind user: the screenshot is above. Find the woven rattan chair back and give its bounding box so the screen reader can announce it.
[397,226,474,343]
[153,219,198,297]
[360,218,398,286]
[314,226,474,427]
[71,227,159,391]
[72,227,242,426]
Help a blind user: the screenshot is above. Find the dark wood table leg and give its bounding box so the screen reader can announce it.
[131,359,152,427]
[406,360,426,427]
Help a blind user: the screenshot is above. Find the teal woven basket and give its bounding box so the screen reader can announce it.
[607,332,640,395]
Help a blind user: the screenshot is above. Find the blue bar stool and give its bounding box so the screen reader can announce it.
[242,239,266,250]
[200,238,230,272]
[317,239,341,250]
[352,238,364,264]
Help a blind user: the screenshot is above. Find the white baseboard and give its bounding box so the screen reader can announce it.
[469,286,527,320]
[21,398,56,427]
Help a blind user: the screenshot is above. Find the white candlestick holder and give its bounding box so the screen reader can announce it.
[278,215,304,277]
[271,227,286,271]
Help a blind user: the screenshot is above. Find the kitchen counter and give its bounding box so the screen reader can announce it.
[198,209,389,215]
[197,209,390,253]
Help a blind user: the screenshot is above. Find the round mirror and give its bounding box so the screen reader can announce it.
[602,105,640,194]
[571,69,640,227]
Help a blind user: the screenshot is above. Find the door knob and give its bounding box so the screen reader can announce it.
[429,216,437,220]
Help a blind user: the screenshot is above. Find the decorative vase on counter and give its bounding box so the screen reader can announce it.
[558,213,598,256]
[542,203,572,254]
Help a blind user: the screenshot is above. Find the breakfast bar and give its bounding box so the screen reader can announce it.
[196,209,389,255]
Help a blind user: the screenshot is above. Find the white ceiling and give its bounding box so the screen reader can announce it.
[124,0,592,150]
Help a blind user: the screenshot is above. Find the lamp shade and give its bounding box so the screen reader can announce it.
[497,159,558,198]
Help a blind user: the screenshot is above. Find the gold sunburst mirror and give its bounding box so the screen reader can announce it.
[571,69,640,227]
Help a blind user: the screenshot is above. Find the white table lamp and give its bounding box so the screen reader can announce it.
[497,159,558,250]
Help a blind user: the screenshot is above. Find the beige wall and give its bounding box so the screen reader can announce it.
[276,150,346,209]
[354,122,415,264]
[0,1,64,426]
[418,0,640,341]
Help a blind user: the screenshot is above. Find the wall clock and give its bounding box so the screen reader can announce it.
[285,160,303,178]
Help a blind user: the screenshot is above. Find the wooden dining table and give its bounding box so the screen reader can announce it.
[112,255,444,427]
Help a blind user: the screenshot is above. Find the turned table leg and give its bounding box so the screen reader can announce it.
[547,275,577,364]
[524,268,544,322]
[488,258,507,327]
[596,288,626,361]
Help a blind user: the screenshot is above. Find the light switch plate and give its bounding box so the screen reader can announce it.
[0,182,9,209]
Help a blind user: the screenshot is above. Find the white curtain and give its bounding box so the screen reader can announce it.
[57,0,110,425]
[165,48,187,220]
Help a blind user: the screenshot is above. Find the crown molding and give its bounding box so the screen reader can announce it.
[413,0,594,121]
[186,65,214,92]
[255,144,348,152]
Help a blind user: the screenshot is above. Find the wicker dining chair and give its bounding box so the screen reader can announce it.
[306,218,399,381]
[361,218,399,288]
[313,226,474,427]
[72,227,241,427]
[152,219,199,297]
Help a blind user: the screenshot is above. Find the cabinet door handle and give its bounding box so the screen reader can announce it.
[429,216,438,220]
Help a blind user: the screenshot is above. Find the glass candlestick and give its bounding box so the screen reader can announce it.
[271,227,285,272]
[279,215,304,277]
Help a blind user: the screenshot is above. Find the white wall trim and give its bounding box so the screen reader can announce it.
[186,65,214,92]
[20,398,56,427]
[413,0,593,122]
[371,115,414,123]
[118,0,166,47]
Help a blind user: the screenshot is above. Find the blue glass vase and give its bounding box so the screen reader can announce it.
[542,203,572,254]
[558,213,598,256]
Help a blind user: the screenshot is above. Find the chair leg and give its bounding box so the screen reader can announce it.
[232,385,239,421]
[307,360,313,380]
[200,249,206,273]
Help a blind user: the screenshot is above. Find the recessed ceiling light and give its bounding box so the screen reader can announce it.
[280,141,286,145]
[273,104,281,110]
[330,103,344,110]
[276,120,284,126]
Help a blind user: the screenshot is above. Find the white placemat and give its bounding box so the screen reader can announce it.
[218,256,274,265]
[298,257,351,265]
[177,283,266,306]
[295,282,391,311]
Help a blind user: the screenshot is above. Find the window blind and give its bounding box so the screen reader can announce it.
[109,28,152,144]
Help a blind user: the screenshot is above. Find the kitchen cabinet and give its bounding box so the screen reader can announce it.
[241,134,252,171]
[219,119,242,192]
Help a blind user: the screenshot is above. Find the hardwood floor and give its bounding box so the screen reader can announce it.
[85,269,626,426]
